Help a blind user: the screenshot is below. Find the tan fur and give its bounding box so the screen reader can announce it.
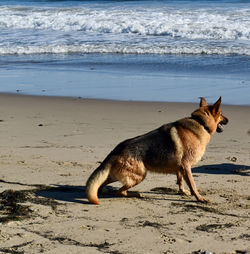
[86,163,111,205]
[86,97,228,204]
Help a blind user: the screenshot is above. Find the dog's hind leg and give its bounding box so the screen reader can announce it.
[176,171,190,196]
[116,172,145,198]
[98,176,117,194]
[117,183,143,198]
[181,165,210,203]
[114,158,146,198]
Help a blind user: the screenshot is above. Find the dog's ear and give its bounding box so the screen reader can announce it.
[199,97,208,107]
[212,96,222,113]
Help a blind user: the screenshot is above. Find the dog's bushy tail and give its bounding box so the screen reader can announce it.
[86,162,111,205]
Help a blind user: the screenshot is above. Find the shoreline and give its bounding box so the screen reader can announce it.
[1,52,250,106]
[2,92,250,107]
[0,92,249,254]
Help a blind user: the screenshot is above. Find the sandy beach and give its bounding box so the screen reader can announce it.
[0,93,249,254]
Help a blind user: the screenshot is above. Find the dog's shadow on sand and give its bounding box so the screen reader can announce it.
[36,185,188,205]
[36,163,249,205]
[36,185,119,205]
[193,163,250,176]
[36,185,89,205]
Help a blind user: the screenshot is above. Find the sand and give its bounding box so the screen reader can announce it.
[0,93,249,254]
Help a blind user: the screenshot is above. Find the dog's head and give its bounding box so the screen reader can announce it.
[192,96,229,134]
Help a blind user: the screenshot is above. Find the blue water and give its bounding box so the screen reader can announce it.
[0,0,249,104]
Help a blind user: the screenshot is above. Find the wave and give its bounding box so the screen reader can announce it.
[0,44,250,55]
[0,6,250,40]
[0,5,249,56]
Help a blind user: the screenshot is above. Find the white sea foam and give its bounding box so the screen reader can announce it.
[0,5,249,55]
[0,43,249,55]
[0,6,249,39]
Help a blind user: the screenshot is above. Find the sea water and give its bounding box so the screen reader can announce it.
[0,0,249,105]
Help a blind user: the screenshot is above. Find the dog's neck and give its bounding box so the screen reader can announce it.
[191,115,211,134]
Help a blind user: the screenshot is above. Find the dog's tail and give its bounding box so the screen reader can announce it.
[85,162,111,205]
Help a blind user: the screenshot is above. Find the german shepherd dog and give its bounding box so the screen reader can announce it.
[86,97,228,204]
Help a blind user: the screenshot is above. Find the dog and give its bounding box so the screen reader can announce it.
[86,97,228,204]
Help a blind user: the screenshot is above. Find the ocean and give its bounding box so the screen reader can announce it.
[0,0,249,105]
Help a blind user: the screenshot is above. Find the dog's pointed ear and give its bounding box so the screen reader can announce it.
[212,96,222,113]
[199,97,208,107]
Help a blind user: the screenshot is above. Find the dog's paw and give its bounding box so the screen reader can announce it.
[137,193,144,199]
[198,197,210,203]
[128,191,144,199]
[179,189,191,196]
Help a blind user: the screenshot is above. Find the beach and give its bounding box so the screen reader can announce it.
[0,0,250,253]
[0,93,249,254]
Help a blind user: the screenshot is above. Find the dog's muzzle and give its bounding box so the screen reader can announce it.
[216,117,229,133]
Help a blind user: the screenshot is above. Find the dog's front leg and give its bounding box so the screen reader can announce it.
[181,165,210,203]
[176,171,190,196]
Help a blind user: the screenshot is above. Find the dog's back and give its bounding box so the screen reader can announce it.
[108,123,176,170]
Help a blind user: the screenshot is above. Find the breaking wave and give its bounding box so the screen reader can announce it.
[0,5,249,55]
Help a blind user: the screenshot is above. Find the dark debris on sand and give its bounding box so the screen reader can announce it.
[0,181,61,223]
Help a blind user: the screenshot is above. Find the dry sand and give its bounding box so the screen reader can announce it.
[0,93,249,254]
